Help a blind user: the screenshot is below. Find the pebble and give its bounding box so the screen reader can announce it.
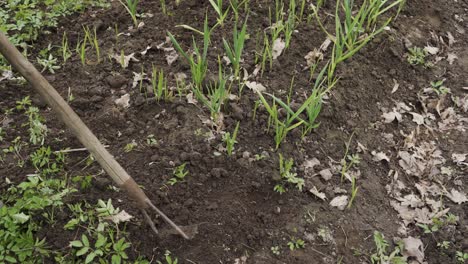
[133,95,146,106]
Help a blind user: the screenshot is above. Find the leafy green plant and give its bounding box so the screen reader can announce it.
[271,246,281,255]
[416,213,458,234]
[287,238,305,250]
[274,154,304,194]
[407,47,427,66]
[37,44,60,73]
[340,133,360,182]
[430,79,450,95]
[456,251,468,263]
[118,0,140,27]
[168,15,212,90]
[168,163,189,185]
[124,140,137,152]
[223,19,248,80]
[157,250,178,264]
[370,231,405,264]
[223,121,240,156]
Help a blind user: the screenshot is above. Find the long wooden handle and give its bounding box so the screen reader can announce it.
[0,31,148,208]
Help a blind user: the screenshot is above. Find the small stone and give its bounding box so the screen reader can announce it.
[90,95,104,102]
[150,154,158,162]
[229,102,244,120]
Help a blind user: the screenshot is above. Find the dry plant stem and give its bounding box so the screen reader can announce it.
[0,31,188,239]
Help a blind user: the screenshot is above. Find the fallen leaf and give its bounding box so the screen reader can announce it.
[424,45,439,55]
[319,38,332,51]
[186,92,197,105]
[165,49,179,65]
[445,189,467,204]
[382,108,402,123]
[410,112,425,125]
[246,81,267,93]
[330,195,348,210]
[309,187,327,201]
[391,79,400,94]
[372,151,390,162]
[104,210,133,224]
[115,94,130,108]
[140,46,152,55]
[111,52,139,68]
[272,38,285,60]
[451,153,466,163]
[319,169,333,181]
[132,72,147,88]
[402,237,425,263]
[304,49,323,67]
[447,53,458,65]
[397,194,424,208]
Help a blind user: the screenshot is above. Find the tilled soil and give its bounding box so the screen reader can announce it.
[0,0,467,263]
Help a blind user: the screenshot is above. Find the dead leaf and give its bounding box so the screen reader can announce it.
[402,237,425,263]
[447,53,458,65]
[319,169,333,181]
[165,49,179,65]
[304,49,323,67]
[272,38,285,60]
[410,112,425,125]
[309,187,327,201]
[372,151,390,162]
[445,189,467,204]
[186,92,197,105]
[115,94,130,108]
[104,210,133,224]
[397,194,424,208]
[330,195,348,210]
[424,45,439,55]
[320,38,332,51]
[391,79,400,94]
[246,81,267,93]
[132,72,147,88]
[451,153,466,163]
[111,52,139,68]
[382,108,402,123]
[140,46,152,55]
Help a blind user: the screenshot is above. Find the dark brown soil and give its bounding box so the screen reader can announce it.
[1,0,467,263]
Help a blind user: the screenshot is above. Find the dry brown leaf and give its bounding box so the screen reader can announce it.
[104,210,133,224]
[246,81,267,93]
[114,94,130,108]
[445,189,468,204]
[112,52,139,68]
[319,168,333,181]
[272,38,285,60]
[309,186,327,201]
[330,195,348,210]
[382,109,402,123]
[372,151,390,162]
[402,237,425,263]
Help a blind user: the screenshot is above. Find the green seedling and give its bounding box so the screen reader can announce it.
[209,0,230,26]
[370,231,405,264]
[287,238,305,250]
[151,65,173,102]
[95,199,119,217]
[456,251,468,263]
[146,134,158,146]
[340,133,360,182]
[37,44,60,73]
[168,163,188,185]
[430,79,450,95]
[274,154,304,194]
[169,15,212,90]
[82,26,101,64]
[437,241,450,250]
[118,0,140,27]
[223,121,240,156]
[223,19,248,81]
[347,175,359,208]
[229,0,249,21]
[157,250,178,264]
[61,32,72,63]
[312,0,404,83]
[407,47,427,66]
[271,246,281,255]
[124,140,137,152]
[416,213,458,234]
[160,0,167,15]
[193,57,229,122]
